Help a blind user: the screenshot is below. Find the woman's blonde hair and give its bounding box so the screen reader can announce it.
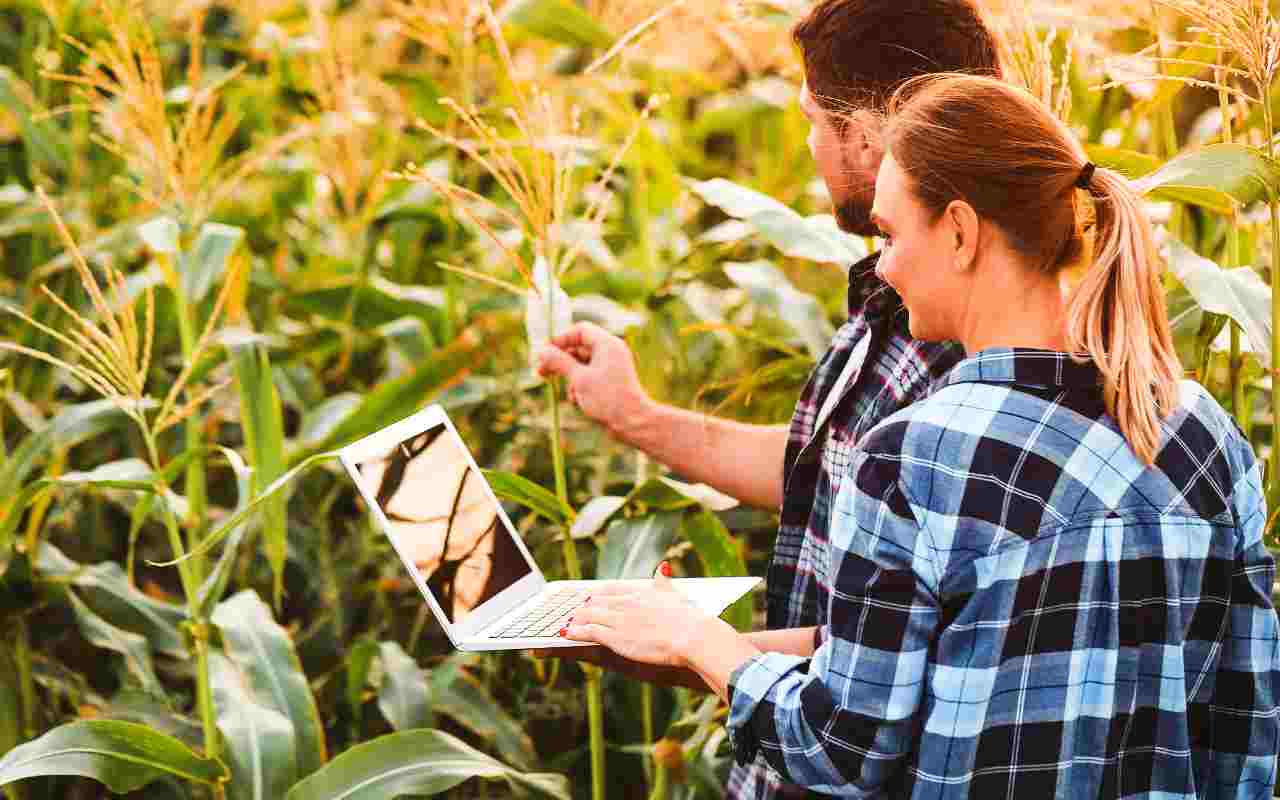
[882,73,1181,465]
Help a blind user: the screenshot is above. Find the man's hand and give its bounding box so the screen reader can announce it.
[538,321,789,511]
[535,322,652,440]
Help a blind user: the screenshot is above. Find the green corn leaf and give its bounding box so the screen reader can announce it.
[482,469,571,526]
[230,336,289,608]
[626,477,703,511]
[1165,238,1272,364]
[430,655,537,769]
[46,458,155,491]
[286,277,443,331]
[65,592,164,696]
[1133,144,1280,213]
[0,720,228,791]
[722,261,836,359]
[196,447,255,617]
[100,688,203,749]
[501,0,614,49]
[298,323,496,459]
[597,511,682,580]
[658,478,738,512]
[680,511,752,631]
[0,404,153,574]
[183,223,245,304]
[149,451,339,568]
[1085,144,1160,178]
[0,398,139,514]
[689,178,867,267]
[38,543,187,660]
[374,641,433,732]
[346,639,381,719]
[284,729,569,800]
[298,393,364,449]
[209,652,298,800]
[568,495,626,539]
[212,590,328,778]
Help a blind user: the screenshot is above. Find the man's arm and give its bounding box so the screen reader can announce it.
[537,322,788,511]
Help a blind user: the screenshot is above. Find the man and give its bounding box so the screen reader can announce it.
[536,1,1004,795]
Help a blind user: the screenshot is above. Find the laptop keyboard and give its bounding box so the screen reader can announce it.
[488,586,590,639]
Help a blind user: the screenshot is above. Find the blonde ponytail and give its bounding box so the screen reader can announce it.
[1064,168,1181,465]
[884,74,1182,465]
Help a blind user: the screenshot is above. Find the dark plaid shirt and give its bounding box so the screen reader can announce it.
[728,348,1279,798]
[730,254,963,798]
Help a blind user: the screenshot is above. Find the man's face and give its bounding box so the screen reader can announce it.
[799,82,877,236]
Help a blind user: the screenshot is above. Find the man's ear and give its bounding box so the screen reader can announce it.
[946,200,980,272]
[848,115,884,173]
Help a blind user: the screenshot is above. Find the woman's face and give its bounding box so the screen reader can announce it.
[870,152,968,343]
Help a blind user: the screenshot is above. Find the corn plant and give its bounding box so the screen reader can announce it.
[4,1,1280,799]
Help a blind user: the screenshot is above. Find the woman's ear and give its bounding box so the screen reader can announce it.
[946,200,980,272]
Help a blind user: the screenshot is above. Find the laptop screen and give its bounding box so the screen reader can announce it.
[353,422,534,627]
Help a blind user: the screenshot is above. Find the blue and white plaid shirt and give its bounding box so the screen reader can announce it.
[733,255,962,798]
[728,348,1279,798]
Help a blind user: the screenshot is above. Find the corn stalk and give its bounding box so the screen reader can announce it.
[0,190,238,796]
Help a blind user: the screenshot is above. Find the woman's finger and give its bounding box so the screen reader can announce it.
[582,593,634,611]
[570,603,619,628]
[653,560,677,593]
[564,622,623,651]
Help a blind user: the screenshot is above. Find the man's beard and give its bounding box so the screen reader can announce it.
[834,194,876,236]
[832,167,878,236]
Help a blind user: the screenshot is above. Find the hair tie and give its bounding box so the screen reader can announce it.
[1076,161,1096,189]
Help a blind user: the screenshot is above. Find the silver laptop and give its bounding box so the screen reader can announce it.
[339,404,760,651]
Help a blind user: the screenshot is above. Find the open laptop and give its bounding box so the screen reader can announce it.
[339,404,760,651]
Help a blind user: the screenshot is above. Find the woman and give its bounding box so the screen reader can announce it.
[562,74,1279,798]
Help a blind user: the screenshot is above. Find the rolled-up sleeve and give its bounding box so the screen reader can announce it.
[724,449,940,794]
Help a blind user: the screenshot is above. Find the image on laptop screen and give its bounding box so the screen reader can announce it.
[353,422,533,626]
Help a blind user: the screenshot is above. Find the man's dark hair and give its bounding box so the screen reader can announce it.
[792,0,1003,116]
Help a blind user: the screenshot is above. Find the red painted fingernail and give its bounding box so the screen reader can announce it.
[557,627,567,637]
[659,560,672,577]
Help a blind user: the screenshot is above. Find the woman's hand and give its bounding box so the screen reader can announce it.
[560,562,713,669]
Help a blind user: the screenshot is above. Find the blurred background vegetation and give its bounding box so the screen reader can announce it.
[1,0,1279,798]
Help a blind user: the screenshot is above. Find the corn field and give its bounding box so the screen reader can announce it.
[0,0,1279,798]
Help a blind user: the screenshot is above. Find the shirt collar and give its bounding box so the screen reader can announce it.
[846,251,901,321]
[941,347,1104,390]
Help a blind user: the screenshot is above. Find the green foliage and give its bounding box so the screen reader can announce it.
[1134,144,1280,212]
[212,590,328,779]
[285,729,570,800]
[485,468,573,526]
[502,0,615,48]
[688,178,868,267]
[598,512,683,579]
[208,652,298,800]
[230,339,290,607]
[2,1,1279,798]
[373,641,433,732]
[0,720,229,792]
[38,542,187,659]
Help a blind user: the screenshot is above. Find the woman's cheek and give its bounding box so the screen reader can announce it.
[876,251,902,296]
